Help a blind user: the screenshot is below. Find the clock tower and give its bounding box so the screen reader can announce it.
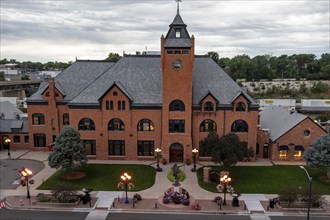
[160,8,195,162]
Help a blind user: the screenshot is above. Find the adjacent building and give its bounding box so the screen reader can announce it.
[26,11,259,162]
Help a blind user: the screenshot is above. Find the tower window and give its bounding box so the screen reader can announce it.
[175,29,181,38]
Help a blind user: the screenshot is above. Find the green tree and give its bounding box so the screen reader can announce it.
[21,75,30,80]
[0,72,4,81]
[48,126,87,170]
[207,51,220,64]
[200,132,249,168]
[310,82,329,94]
[303,133,330,179]
[105,52,121,62]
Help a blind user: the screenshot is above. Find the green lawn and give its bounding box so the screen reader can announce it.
[38,164,156,191]
[197,165,330,194]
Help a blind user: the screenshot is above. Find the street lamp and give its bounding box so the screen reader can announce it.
[191,148,198,172]
[20,167,33,199]
[4,138,11,157]
[300,166,312,220]
[220,174,231,205]
[155,148,162,172]
[121,172,132,204]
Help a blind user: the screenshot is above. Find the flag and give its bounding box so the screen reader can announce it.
[0,198,6,209]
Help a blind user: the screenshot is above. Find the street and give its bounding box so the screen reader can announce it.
[0,209,89,220]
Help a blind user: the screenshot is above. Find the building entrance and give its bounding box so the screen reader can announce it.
[170,143,184,162]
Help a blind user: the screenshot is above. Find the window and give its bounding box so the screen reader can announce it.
[304,130,310,136]
[294,145,304,157]
[109,140,125,156]
[32,113,45,125]
[204,102,214,111]
[83,140,96,155]
[231,120,248,132]
[113,91,118,96]
[78,118,95,131]
[122,101,126,110]
[45,92,50,97]
[24,136,29,143]
[138,119,155,131]
[236,102,246,112]
[106,101,109,110]
[137,141,154,156]
[169,120,185,133]
[108,118,125,131]
[279,150,288,158]
[13,135,20,143]
[34,133,46,147]
[169,100,185,111]
[200,120,217,132]
[110,101,114,110]
[118,101,121,110]
[167,50,174,55]
[63,114,70,125]
[175,29,181,38]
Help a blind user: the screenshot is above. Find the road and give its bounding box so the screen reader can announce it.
[0,209,89,220]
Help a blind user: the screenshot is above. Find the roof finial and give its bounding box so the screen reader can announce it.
[175,0,182,14]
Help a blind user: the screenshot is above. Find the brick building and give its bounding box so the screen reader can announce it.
[26,11,260,162]
[257,105,327,161]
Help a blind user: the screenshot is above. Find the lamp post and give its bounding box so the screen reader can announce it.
[20,167,33,199]
[300,166,312,220]
[220,174,231,205]
[191,148,198,172]
[155,148,162,172]
[121,173,131,204]
[4,138,11,157]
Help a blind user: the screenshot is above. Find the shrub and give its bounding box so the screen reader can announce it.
[161,158,168,165]
[167,170,186,182]
[36,193,51,202]
[51,182,77,203]
[185,158,191,165]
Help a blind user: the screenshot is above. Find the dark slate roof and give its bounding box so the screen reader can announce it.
[0,119,28,133]
[259,105,307,141]
[0,101,23,119]
[68,56,256,107]
[70,56,162,106]
[164,39,192,48]
[28,60,115,103]
[164,13,191,48]
[171,13,186,26]
[192,57,257,105]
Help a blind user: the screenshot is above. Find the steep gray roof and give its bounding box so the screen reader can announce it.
[0,101,23,119]
[164,13,191,48]
[69,56,255,107]
[0,119,28,133]
[70,56,162,106]
[28,60,114,102]
[259,105,308,141]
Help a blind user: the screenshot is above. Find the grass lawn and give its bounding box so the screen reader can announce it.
[197,165,330,194]
[38,164,156,191]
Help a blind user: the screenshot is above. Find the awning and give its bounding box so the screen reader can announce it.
[294,145,304,151]
[279,145,289,151]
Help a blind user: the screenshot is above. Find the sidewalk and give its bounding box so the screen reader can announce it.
[1,150,329,219]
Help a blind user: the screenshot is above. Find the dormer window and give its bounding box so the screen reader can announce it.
[175,29,181,38]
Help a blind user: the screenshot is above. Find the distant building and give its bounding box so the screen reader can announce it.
[0,119,29,150]
[257,105,327,161]
[258,99,296,111]
[0,101,23,119]
[300,99,330,114]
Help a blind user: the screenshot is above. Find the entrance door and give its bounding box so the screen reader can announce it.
[170,143,183,163]
[263,144,269,158]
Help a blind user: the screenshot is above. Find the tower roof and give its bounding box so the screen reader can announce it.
[164,11,191,48]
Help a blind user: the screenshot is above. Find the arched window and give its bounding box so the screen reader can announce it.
[137,119,155,131]
[204,102,214,111]
[110,101,114,110]
[106,101,109,110]
[169,100,185,111]
[108,118,125,131]
[118,101,121,110]
[236,102,246,112]
[63,114,70,125]
[78,118,95,130]
[32,113,45,125]
[122,101,126,110]
[231,120,248,132]
[200,119,217,132]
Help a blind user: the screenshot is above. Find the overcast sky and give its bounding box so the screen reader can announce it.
[1,0,329,62]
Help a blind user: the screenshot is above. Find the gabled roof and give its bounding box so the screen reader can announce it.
[164,13,191,48]
[0,101,23,119]
[28,60,115,103]
[0,119,28,133]
[40,81,66,96]
[230,90,255,104]
[98,81,133,102]
[259,105,308,141]
[198,91,219,104]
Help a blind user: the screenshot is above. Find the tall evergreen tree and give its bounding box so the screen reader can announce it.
[48,126,87,170]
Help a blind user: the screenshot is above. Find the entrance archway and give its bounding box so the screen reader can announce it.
[170,143,184,163]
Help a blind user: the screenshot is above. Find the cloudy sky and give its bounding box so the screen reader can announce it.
[1,0,329,62]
